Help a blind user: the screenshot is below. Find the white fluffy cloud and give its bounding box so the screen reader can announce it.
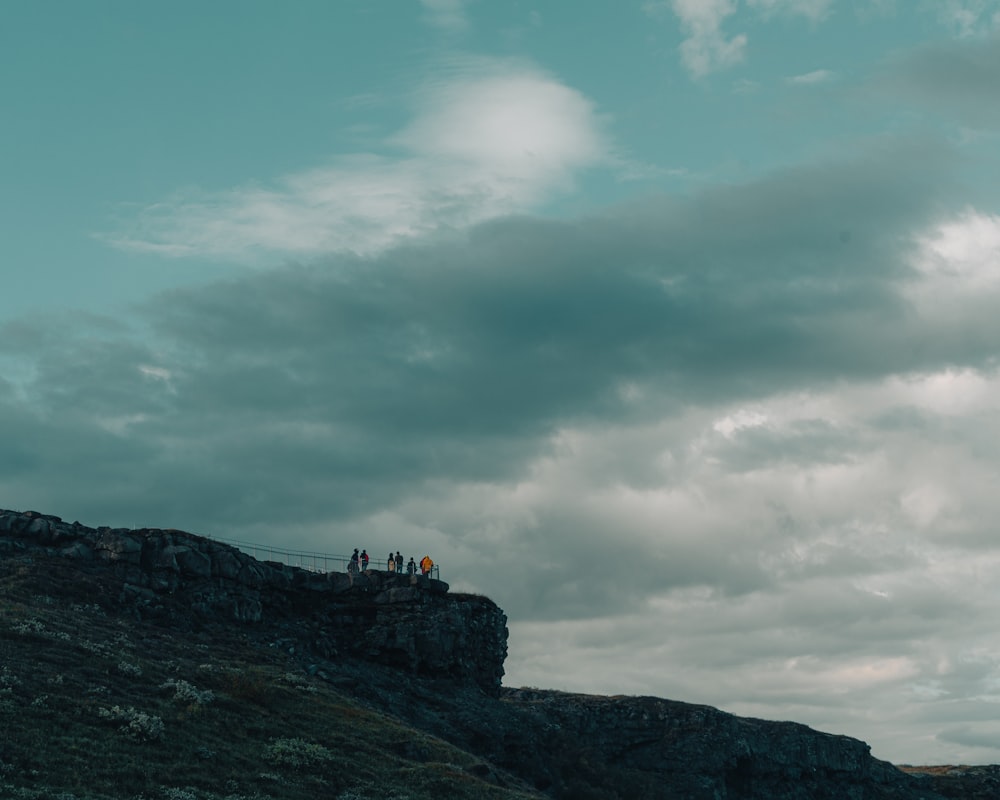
[906,209,1000,319]
[670,0,747,78]
[104,61,608,262]
[938,0,1000,37]
[660,0,835,78]
[494,360,1000,764]
[392,69,606,186]
[663,0,997,80]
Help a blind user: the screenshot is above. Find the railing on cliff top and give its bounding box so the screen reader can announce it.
[204,535,440,581]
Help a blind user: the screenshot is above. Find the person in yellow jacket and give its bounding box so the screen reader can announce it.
[419,555,434,577]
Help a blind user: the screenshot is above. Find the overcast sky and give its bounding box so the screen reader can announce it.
[5,0,1000,766]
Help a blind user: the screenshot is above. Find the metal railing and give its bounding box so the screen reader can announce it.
[205,535,440,580]
[127,523,442,579]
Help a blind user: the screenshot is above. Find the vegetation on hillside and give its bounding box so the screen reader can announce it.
[0,559,542,800]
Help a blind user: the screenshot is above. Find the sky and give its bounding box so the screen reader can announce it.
[4,0,1000,766]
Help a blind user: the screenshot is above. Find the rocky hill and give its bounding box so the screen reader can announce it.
[0,508,986,799]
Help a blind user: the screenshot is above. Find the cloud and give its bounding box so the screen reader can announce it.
[391,66,606,183]
[732,77,761,94]
[656,0,836,78]
[12,132,1000,764]
[875,35,1000,127]
[936,0,1000,37]
[102,60,609,263]
[787,68,836,84]
[420,0,470,31]
[668,0,747,78]
[747,0,834,21]
[7,135,975,539]
[909,208,1000,299]
[938,724,1000,750]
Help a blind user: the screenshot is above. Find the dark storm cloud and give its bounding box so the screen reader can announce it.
[150,137,958,443]
[877,34,1000,127]
[0,136,987,590]
[0,387,159,519]
[5,133,996,618]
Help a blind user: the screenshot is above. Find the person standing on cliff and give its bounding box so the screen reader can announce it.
[420,555,433,577]
[360,549,369,571]
[349,549,359,576]
[387,552,396,573]
[407,556,416,576]
[395,551,403,574]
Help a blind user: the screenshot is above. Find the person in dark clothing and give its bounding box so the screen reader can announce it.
[395,552,403,574]
[387,552,396,573]
[349,548,359,575]
[360,549,369,570]
[407,557,416,576]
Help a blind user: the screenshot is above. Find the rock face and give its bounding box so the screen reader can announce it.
[0,507,970,799]
[898,765,1000,799]
[0,508,507,694]
[488,690,924,799]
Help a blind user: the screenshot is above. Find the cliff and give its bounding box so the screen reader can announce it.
[0,508,506,694]
[0,508,976,799]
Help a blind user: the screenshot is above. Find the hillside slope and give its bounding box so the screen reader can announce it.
[0,508,980,799]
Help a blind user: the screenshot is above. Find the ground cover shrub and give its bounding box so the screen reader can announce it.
[262,738,335,770]
[0,546,545,800]
[160,679,215,706]
[97,705,166,742]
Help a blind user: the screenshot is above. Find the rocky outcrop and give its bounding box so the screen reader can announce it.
[0,507,974,799]
[898,765,1000,799]
[339,673,944,800]
[490,690,926,799]
[0,508,507,694]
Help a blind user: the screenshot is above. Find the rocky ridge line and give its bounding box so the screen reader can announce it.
[0,508,507,694]
[2,507,984,799]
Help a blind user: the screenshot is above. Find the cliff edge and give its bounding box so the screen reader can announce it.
[0,508,973,799]
[0,508,507,695]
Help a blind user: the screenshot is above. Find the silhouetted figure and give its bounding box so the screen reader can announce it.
[387,552,395,573]
[360,549,369,570]
[349,548,359,576]
[395,552,403,574]
[407,557,416,576]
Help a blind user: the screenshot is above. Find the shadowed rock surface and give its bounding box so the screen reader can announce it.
[0,507,984,799]
[0,508,504,694]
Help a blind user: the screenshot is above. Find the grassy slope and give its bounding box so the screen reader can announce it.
[0,560,542,800]
[4,536,983,800]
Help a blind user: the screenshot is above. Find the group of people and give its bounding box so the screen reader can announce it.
[348,548,434,578]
